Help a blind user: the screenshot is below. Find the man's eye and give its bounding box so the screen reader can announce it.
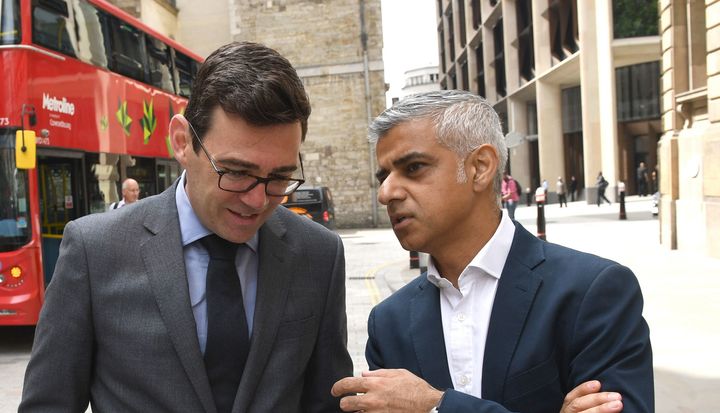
[406,163,425,174]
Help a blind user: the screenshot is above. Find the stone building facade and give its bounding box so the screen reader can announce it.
[435,1,662,204]
[658,0,720,258]
[108,0,180,39]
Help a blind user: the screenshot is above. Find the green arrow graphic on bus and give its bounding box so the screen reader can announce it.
[165,100,175,156]
[141,99,157,144]
[116,100,132,137]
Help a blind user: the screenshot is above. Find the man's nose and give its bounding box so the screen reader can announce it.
[240,182,269,210]
[377,174,404,206]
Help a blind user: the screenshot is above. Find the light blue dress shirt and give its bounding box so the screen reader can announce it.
[175,172,259,354]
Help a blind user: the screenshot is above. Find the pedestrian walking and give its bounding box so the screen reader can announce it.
[637,162,649,196]
[557,176,568,207]
[569,175,578,202]
[597,171,611,206]
[501,173,520,219]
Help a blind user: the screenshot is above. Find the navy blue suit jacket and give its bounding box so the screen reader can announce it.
[366,223,653,412]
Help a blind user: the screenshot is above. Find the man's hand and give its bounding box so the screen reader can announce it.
[561,380,623,413]
[332,369,443,412]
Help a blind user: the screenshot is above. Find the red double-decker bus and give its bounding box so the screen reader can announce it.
[0,0,202,325]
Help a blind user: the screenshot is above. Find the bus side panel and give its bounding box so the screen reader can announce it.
[0,49,30,129]
[25,49,185,158]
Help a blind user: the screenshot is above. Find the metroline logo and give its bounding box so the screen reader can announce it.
[42,93,75,116]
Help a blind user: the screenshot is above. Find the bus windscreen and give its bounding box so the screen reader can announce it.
[0,131,31,252]
[0,0,20,45]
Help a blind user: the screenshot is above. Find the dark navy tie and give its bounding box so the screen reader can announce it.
[200,234,249,413]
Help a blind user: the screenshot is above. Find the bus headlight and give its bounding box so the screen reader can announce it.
[10,266,22,278]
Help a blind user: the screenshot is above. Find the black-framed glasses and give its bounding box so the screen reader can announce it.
[187,121,305,196]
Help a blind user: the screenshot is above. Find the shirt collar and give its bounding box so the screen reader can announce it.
[427,209,516,287]
[175,170,259,252]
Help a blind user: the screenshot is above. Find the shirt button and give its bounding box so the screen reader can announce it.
[457,313,465,322]
[459,375,470,385]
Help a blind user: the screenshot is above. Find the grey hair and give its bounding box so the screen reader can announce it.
[369,90,507,195]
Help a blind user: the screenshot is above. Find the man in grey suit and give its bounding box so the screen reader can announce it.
[20,42,352,412]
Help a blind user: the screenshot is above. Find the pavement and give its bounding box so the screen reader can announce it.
[367,196,720,413]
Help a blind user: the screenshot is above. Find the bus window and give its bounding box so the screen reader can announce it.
[108,15,144,82]
[75,0,110,68]
[32,0,78,57]
[0,131,32,252]
[174,50,197,98]
[0,0,20,45]
[146,36,174,92]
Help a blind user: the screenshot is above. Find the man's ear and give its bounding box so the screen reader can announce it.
[169,114,191,167]
[469,144,499,192]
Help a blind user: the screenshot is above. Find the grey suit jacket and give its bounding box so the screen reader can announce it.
[20,182,352,412]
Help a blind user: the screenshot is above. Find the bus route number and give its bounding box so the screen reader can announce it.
[0,117,9,126]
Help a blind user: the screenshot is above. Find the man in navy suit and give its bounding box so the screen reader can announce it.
[332,90,653,412]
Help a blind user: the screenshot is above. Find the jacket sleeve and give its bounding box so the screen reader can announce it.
[566,264,654,412]
[301,234,354,412]
[19,220,94,412]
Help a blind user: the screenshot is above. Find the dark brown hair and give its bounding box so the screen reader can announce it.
[184,41,311,152]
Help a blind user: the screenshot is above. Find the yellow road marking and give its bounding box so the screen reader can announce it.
[362,259,404,306]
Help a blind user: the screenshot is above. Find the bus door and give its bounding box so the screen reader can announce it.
[37,151,86,285]
[156,159,180,193]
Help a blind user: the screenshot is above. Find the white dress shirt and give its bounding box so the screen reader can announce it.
[426,210,516,398]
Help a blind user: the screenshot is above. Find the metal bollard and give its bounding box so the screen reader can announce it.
[418,252,429,274]
[409,251,419,269]
[618,181,627,220]
[535,187,547,241]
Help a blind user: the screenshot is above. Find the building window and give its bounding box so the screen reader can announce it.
[613,0,659,38]
[516,0,534,82]
[475,43,485,97]
[493,18,506,97]
[527,102,538,135]
[457,0,466,47]
[616,61,661,122]
[446,6,455,62]
[438,25,446,73]
[562,86,582,133]
[460,57,469,91]
[471,0,481,30]
[548,0,578,62]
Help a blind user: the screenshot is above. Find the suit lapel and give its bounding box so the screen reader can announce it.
[141,184,216,413]
[234,211,294,411]
[481,223,544,401]
[410,280,454,390]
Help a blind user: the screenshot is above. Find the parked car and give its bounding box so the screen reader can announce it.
[281,186,336,229]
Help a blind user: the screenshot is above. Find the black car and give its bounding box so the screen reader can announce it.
[281,186,336,229]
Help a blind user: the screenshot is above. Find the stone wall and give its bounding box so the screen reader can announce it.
[230,0,387,228]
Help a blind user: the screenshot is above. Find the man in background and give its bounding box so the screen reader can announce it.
[108,177,140,210]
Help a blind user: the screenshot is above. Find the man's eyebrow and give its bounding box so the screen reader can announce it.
[375,151,433,181]
[215,158,298,173]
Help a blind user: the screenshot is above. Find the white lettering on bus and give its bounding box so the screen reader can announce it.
[42,93,75,116]
[49,119,72,130]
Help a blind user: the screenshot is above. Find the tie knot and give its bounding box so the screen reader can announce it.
[200,234,240,261]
